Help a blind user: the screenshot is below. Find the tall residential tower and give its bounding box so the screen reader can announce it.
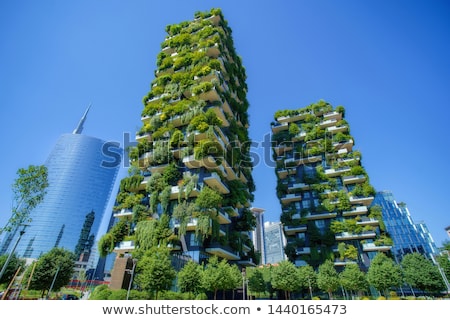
[105,9,256,275]
[271,101,391,270]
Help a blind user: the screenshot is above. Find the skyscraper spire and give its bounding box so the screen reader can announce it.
[73,104,91,134]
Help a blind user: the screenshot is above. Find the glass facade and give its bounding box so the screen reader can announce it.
[371,190,439,262]
[0,133,121,260]
[263,221,286,265]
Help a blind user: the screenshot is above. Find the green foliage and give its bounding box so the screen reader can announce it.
[177,260,204,298]
[25,248,75,297]
[247,268,266,297]
[134,247,176,299]
[0,254,25,285]
[195,186,222,212]
[271,260,301,299]
[401,253,445,293]
[98,233,115,257]
[2,165,49,233]
[317,260,340,299]
[297,265,317,294]
[366,253,402,297]
[339,264,368,294]
[202,256,237,300]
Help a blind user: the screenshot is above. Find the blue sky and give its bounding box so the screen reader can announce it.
[0,0,449,247]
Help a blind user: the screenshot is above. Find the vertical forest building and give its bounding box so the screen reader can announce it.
[103,8,256,274]
[271,100,392,270]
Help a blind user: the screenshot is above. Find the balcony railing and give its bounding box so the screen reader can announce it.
[280,193,302,204]
[284,225,307,235]
[335,231,376,240]
[342,205,368,216]
[206,243,240,260]
[203,172,230,194]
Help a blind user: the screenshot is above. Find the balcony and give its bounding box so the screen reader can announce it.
[206,243,240,260]
[319,118,337,128]
[304,212,337,220]
[292,131,307,142]
[342,206,368,216]
[349,196,374,206]
[284,155,322,167]
[335,231,376,240]
[208,105,229,127]
[113,208,133,218]
[174,218,198,231]
[271,122,288,134]
[333,139,354,153]
[295,247,311,255]
[238,171,248,184]
[222,159,238,180]
[327,125,348,134]
[138,151,153,168]
[276,167,297,179]
[276,113,307,123]
[284,225,307,235]
[149,163,169,174]
[342,174,366,185]
[222,206,239,217]
[323,111,342,121]
[357,217,379,226]
[334,259,357,267]
[324,167,351,177]
[193,86,221,103]
[273,144,293,156]
[113,240,135,254]
[170,185,200,200]
[183,155,218,169]
[288,182,310,192]
[362,243,392,252]
[280,193,302,204]
[203,172,230,194]
[135,132,152,143]
[205,43,220,58]
[216,210,231,224]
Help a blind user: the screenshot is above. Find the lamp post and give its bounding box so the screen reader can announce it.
[241,269,246,300]
[126,259,137,300]
[46,265,61,300]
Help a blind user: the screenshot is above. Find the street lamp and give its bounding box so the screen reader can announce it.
[126,258,137,300]
[241,269,246,300]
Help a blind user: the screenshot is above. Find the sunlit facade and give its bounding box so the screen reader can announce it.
[0,111,121,262]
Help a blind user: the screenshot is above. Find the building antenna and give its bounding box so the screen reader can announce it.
[73,104,91,134]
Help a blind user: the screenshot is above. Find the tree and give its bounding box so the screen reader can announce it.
[0,254,25,285]
[1,165,49,233]
[436,254,450,283]
[247,268,266,298]
[317,260,340,299]
[24,248,75,298]
[202,256,229,299]
[226,264,242,299]
[134,247,176,299]
[271,260,300,299]
[366,252,402,297]
[297,265,317,298]
[401,253,445,294]
[177,260,204,298]
[339,263,368,299]
[0,165,48,281]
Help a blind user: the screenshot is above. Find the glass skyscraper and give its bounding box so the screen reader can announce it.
[371,190,439,262]
[0,107,121,262]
